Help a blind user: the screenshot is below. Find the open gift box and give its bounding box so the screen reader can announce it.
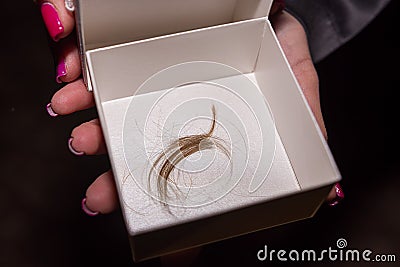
[74,0,341,261]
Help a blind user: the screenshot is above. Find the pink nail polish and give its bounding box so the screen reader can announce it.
[56,58,67,83]
[68,137,85,156]
[41,2,64,41]
[329,183,345,206]
[81,198,99,216]
[46,103,59,117]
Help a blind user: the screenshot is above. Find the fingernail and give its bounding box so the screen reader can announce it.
[41,2,64,41]
[56,58,67,83]
[81,198,99,216]
[68,137,85,156]
[329,183,345,206]
[46,103,59,117]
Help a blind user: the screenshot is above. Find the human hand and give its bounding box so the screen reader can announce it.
[38,0,343,217]
[38,0,118,214]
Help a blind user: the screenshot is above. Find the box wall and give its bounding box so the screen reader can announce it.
[87,18,267,103]
[254,22,341,189]
[233,0,271,21]
[131,185,332,261]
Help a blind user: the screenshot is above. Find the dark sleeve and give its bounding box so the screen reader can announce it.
[284,0,391,62]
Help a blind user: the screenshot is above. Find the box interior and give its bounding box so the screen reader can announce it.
[100,80,302,232]
[87,17,340,190]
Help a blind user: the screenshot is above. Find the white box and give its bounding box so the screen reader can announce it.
[75,0,341,261]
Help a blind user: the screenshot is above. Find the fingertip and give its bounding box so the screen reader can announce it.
[70,119,106,155]
[55,0,76,38]
[50,79,94,115]
[39,0,76,41]
[85,171,119,214]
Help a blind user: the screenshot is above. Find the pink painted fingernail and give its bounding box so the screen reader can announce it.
[329,183,345,206]
[81,198,99,216]
[41,2,64,41]
[56,58,67,83]
[46,103,58,117]
[68,137,85,156]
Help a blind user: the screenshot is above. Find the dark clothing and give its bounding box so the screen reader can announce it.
[285,0,391,62]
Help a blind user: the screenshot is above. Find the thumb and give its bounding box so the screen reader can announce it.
[36,0,76,41]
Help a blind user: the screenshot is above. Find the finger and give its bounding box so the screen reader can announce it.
[69,119,107,155]
[48,79,94,116]
[84,170,119,214]
[55,35,81,83]
[271,12,327,139]
[38,0,75,42]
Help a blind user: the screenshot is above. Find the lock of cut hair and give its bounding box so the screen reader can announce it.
[149,105,231,203]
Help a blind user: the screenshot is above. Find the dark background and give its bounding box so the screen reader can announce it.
[1,1,398,266]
